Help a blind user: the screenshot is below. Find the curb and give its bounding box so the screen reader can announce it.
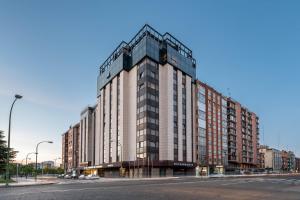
[0,182,57,188]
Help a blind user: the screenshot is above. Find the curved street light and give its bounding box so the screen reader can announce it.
[35,141,53,181]
[26,152,35,165]
[54,157,61,168]
[25,152,35,179]
[6,94,22,187]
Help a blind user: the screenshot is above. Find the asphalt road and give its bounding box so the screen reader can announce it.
[1,175,300,200]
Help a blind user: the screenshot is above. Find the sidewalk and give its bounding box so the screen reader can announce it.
[198,173,300,179]
[0,177,57,187]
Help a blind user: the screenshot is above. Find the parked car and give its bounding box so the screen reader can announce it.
[78,175,86,180]
[71,174,78,179]
[85,174,99,180]
[57,174,64,179]
[64,174,71,179]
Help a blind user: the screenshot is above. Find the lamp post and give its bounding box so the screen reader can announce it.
[35,141,53,181]
[25,152,35,179]
[26,152,35,165]
[6,94,22,187]
[54,157,61,168]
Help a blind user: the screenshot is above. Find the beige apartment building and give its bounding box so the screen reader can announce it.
[259,146,282,172]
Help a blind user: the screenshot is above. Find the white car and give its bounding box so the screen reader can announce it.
[78,175,86,180]
[85,174,99,180]
[64,174,71,179]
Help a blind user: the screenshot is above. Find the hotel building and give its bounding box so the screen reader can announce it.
[62,24,262,177]
[89,24,197,177]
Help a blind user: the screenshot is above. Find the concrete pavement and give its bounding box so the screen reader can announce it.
[0,177,57,188]
[0,175,300,200]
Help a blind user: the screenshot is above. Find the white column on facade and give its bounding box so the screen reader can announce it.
[111,78,117,163]
[122,67,137,161]
[95,97,101,165]
[99,90,104,164]
[83,117,87,162]
[104,83,111,163]
[192,84,197,163]
[79,120,82,163]
[177,71,183,161]
[127,67,137,161]
[159,64,174,161]
[119,72,124,163]
[186,76,192,162]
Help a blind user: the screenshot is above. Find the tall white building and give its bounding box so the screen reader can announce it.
[80,25,197,177]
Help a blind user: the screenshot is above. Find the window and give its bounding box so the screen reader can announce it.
[199,110,206,120]
[139,83,145,90]
[199,93,205,103]
[139,71,144,79]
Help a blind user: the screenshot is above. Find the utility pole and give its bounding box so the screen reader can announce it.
[148,157,150,178]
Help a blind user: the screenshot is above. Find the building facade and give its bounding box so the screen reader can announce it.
[79,106,97,172]
[226,98,259,170]
[295,157,300,172]
[41,161,55,169]
[281,150,289,171]
[258,146,265,169]
[259,146,282,172]
[61,24,264,177]
[91,24,197,177]
[62,123,80,173]
[195,81,228,174]
[287,151,295,172]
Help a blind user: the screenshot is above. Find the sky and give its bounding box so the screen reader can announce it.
[0,0,299,165]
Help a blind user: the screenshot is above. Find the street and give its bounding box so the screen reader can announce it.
[1,175,300,200]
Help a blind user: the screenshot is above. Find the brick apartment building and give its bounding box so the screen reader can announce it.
[195,81,228,174]
[226,98,259,170]
[62,123,80,174]
[296,157,300,172]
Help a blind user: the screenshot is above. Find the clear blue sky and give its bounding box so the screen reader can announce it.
[0,0,299,163]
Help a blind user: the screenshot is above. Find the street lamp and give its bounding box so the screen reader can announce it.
[6,94,22,187]
[26,152,35,165]
[54,157,61,168]
[35,141,53,181]
[25,152,35,179]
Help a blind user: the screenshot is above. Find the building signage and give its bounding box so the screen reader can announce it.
[173,162,194,167]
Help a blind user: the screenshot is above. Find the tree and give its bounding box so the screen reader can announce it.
[0,130,18,176]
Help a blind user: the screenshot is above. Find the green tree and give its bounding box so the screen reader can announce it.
[0,130,18,177]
